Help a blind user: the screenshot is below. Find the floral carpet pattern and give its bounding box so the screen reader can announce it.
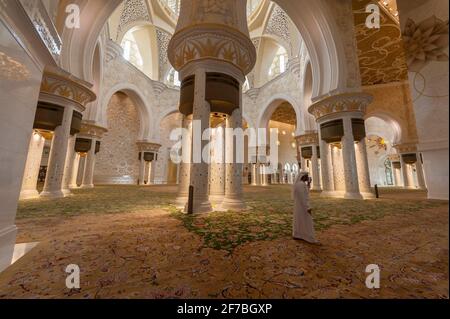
[0,185,448,299]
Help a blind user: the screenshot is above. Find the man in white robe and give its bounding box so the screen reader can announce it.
[292,171,318,243]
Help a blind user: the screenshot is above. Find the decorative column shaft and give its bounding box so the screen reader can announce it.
[81,138,96,189]
[311,144,322,191]
[40,106,74,198]
[62,135,77,196]
[69,153,81,189]
[251,163,258,186]
[355,137,374,197]
[342,117,362,199]
[188,69,212,213]
[415,153,427,190]
[319,133,334,194]
[221,107,246,211]
[138,152,146,185]
[209,125,225,204]
[176,116,192,208]
[20,132,46,200]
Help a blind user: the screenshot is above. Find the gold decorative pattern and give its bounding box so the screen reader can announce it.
[79,121,108,139]
[308,93,373,121]
[136,141,162,152]
[367,135,387,155]
[168,24,257,75]
[387,154,400,162]
[394,143,417,154]
[40,66,96,108]
[295,133,319,146]
[270,102,297,125]
[0,52,31,81]
[353,0,408,86]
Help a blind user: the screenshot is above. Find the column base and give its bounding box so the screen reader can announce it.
[175,196,188,209]
[320,191,343,198]
[80,184,94,189]
[209,194,224,205]
[0,225,18,273]
[403,186,417,190]
[62,189,72,197]
[69,184,79,189]
[219,197,246,212]
[361,192,376,199]
[19,189,40,200]
[311,186,322,192]
[185,199,213,214]
[344,192,364,200]
[40,190,65,199]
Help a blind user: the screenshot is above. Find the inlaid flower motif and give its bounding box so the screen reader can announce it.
[402,15,449,72]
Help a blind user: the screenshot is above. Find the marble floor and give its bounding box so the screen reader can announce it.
[0,185,448,299]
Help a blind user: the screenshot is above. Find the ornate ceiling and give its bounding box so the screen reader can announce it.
[353,0,409,86]
[270,102,297,126]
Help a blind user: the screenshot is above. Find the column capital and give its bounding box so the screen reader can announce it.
[308,92,373,121]
[295,132,319,146]
[136,141,162,153]
[387,154,401,162]
[168,0,256,80]
[394,143,418,154]
[78,121,108,139]
[40,66,96,112]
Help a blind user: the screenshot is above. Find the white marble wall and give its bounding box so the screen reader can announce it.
[397,0,449,199]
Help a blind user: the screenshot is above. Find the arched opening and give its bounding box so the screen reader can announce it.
[154,111,184,185]
[120,25,159,80]
[257,99,299,184]
[365,116,399,187]
[252,37,289,87]
[94,92,142,185]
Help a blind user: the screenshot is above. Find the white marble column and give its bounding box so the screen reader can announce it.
[19,132,46,200]
[400,155,414,189]
[81,139,96,189]
[69,153,81,189]
[188,69,212,214]
[41,106,74,198]
[415,153,427,190]
[209,126,225,204]
[300,156,307,172]
[251,163,258,185]
[319,136,334,196]
[341,117,362,199]
[355,137,374,198]
[61,135,76,196]
[147,160,157,185]
[175,116,192,208]
[221,107,246,211]
[311,145,322,191]
[393,165,402,187]
[138,152,146,185]
[260,165,268,186]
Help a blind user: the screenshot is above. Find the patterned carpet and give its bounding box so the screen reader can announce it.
[0,185,448,299]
